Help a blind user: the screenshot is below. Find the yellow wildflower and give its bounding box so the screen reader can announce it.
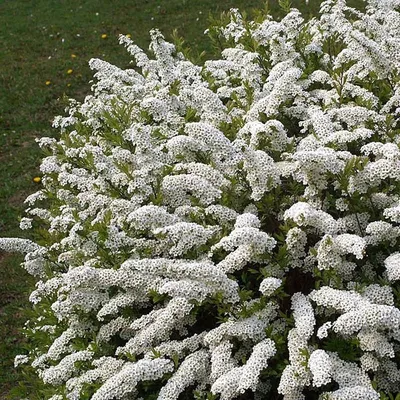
[71,54,77,58]
[67,69,73,74]
[33,177,41,183]
[126,34,131,38]
[45,80,51,85]
[101,34,107,39]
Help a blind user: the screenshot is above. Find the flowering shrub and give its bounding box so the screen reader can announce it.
[3,0,400,398]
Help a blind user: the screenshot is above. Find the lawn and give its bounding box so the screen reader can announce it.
[0,0,362,397]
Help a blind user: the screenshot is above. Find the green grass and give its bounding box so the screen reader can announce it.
[0,0,362,397]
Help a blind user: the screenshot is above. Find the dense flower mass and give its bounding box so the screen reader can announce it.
[3,0,400,398]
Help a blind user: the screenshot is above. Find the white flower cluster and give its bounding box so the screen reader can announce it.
[308,351,379,399]
[7,0,400,398]
[259,277,282,296]
[210,339,276,400]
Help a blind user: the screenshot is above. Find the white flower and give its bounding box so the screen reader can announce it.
[211,339,276,400]
[259,277,282,296]
[284,202,338,234]
[14,354,29,368]
[384,252,400,281]
[0,238,41,254]
[91,358,174,400]
[308,350,332,387]
[158,350,209,400]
